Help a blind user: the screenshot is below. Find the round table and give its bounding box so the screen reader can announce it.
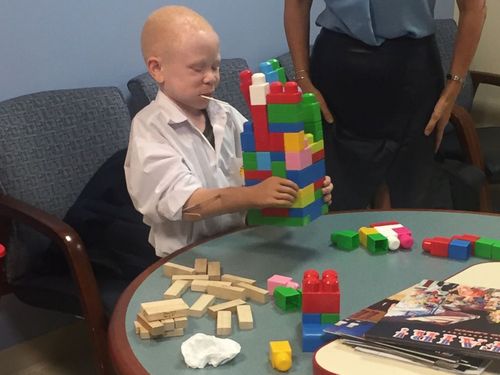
[109,210,500,374]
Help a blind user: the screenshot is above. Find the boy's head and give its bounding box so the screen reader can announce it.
[141,6,220,114]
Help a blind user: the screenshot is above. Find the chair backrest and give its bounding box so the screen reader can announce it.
[127,58,251,119]
[0,87,131,281]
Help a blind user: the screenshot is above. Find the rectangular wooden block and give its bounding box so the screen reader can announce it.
[163,262,195,277]
[207,261,221,280]
[189,294,216,318]
[160,318,175,331]
[163,280,190,299]
[171,274,210,282]
[136,312,164,336]
[208,299,246,318]
[194,258,208,274]
[221,274,256,285]
[206,285,246,301]
[236,282,270,304]
[237,304,254,330]
[163,328,184,337]
[140,298,189,321]
[191,280,232,292]
[174,316,188,329]
[134,320,151,339]
[217,310,232,336]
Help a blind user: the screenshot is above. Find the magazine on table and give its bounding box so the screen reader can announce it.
[324,281,495,374]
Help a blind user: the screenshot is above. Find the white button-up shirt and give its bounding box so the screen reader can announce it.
[125,90,246,257]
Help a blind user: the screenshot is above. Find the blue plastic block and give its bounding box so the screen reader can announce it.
[269,122,304,133]
[448,239,471,260]
[270,152,285,161]
[287,160,325,188]
[302,313,321,324]
[241,132,255,152]
[244,179,261,186]
[302,324,331,352]
[256,152,271,170]
[259,61,280,83]
[243,121,254,133]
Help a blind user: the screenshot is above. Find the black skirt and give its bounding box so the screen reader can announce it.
[311,28,444,209]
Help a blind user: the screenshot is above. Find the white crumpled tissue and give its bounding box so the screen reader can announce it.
[181,333,241,369]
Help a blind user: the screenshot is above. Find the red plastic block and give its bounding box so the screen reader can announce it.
[302,269,340,313]
[422,237,451,257]
[239,70,252,108]
[269,132,285,152]
[244,170,272,180]
[311,149,325,164]
[369,221,400,227]
[313,178,324,191]
[451,234,481,256]
[267,81,302,104]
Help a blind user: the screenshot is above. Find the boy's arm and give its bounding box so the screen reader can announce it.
[182,176,299,221]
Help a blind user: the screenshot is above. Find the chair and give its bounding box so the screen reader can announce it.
[0,87,133,374]
[435,19,500,212]
[127,58,251,119]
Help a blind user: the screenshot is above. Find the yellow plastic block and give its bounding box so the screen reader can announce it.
[359,227,378,247]
[305,133,314,146]
[310,139,324,153]
[284,131,305,152]
[292,183,315,208]
[269,340,292,372]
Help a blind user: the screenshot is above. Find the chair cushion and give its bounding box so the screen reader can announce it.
[127,58,251,119]
[477,126,500,183]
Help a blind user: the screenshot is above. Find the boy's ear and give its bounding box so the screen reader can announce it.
[147,56,165,84]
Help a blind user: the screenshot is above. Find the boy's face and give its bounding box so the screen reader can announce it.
[152,29,221,114]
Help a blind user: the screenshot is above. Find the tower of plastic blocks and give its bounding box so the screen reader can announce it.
[301,269,340,352]
[239,59,328,226]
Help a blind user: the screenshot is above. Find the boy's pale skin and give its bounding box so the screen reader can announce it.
[142,6,333,221]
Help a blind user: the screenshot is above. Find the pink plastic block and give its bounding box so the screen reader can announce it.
[285,281,300,290]
[267,274,292,294]
[285,149,312,170]
[393,227,414,249]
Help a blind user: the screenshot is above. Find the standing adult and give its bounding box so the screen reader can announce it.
[284,0,486,209]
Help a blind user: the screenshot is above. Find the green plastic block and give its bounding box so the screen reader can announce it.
[274,286,302,311]
[301,93,322,123]
[314,188,322,201]
[247,209,311,226]
[268,103,302,123]
[321,313,340,324]
[492,240,500,260]
[242,152,257,170]
[267,58,280,70]
[474,237,495,259]
[321,204,329,215]
[367,233,388,254]
[271,161,287,178]
[331,230,359,251]
[276,67,286,83]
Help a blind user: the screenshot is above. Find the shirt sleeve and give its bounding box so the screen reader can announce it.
[124,116,202,223]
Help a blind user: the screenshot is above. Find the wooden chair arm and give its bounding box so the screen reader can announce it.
[470,70,500,94]
[449,105,492,212]
[0,193,112,374]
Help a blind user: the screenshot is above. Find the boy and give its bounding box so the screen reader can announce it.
[125,5,333,257]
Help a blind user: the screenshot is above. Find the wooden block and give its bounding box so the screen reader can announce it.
[217,310,232,336]
[163,262,195,277]
[141,298,189,321]
[191,280,232,292]
[160,318,175,331]
[171,274,210,282]
[221,274,256,285]
[207,261,221,280]
[189,294,216,318]
[136,312,164,336]
[163,328,184,337]
[237,305,254,330]
[194,258,208,274]
[208,299,246,318]
[163,280,190,299]
[206,285,246,301]
[134,320,151,339]
[236,282,270,304]
[174,316,188,329]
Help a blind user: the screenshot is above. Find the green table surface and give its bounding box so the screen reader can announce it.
[109,210,500,375]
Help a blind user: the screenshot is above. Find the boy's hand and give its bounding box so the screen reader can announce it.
[322,176,333,205]
[248,176,299,208]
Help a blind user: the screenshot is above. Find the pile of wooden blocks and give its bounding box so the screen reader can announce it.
[134,258,270,339]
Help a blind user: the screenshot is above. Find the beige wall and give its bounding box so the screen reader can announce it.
[454,2,500,126]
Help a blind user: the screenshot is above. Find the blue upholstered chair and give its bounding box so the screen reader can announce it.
[127,58,251,119]
[0,87,133,374]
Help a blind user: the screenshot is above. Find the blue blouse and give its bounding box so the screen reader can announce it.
[316,0,436,46]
